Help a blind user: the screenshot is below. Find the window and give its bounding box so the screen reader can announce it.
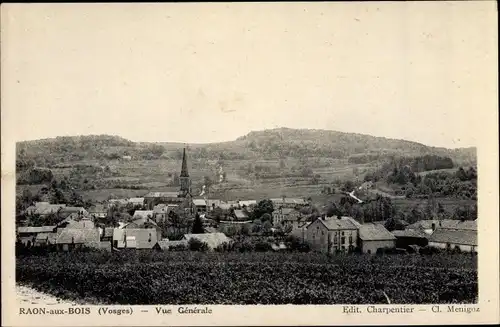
[334,235,338,244]
[322,231,324,236]
[341,231,345,236]
[349,235,353,244]
[341,237,345,245]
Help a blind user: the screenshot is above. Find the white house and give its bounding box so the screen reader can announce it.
[428,229,477,253]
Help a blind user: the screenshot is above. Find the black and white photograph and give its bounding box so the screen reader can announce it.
[1,2,498,323]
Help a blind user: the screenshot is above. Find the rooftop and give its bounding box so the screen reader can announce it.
[318,217,358,230]
[18,226,56,234]
[429,228,477,246]
[193,199,207,206]
[407,219,477,231]
[392,229,429,238]
[359,223,396,241]
[56,228,100,244]
[144,192,180,198]
[233,209,249,220]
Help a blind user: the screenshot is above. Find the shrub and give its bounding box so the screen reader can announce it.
[188,238,208,252]
[169,243,188,251]
[234,239,254,253]
[419,246,442,255]
[254,241,272,252]
[214,242,233,252]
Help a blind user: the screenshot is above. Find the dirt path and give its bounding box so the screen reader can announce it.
[16,284,79,306]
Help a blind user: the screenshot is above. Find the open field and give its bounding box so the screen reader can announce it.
[16,251,477,305]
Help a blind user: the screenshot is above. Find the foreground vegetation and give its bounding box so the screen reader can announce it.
[17,250,477,305]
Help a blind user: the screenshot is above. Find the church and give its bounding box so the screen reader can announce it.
[144,147,194,210]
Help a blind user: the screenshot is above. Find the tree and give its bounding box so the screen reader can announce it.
[326,202,342,217]
[69,191,84,207]
[262,220,273,235]
[191,213,204,234]
[342,180,354,192]
[252,199,274,220]
[260,213,272,223]
[384,217,396,232]
[203,176,213,189]
[212,207,223,223]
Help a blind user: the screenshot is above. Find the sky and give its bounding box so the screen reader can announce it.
[1,2,497,148]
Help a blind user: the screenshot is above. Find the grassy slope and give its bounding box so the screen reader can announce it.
[16,129,477,209]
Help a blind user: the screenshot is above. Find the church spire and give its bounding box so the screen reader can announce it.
[180,147,189,177]
[179,147,191,197]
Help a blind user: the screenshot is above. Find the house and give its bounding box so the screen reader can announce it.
[232,209,250,221]
[144,191,183,209]
[34,232,58,247]
[88,204,107,219]
[25,202,66,217]
[273,208,303,227]
[152,204,178,223]
[270,197,308,209]
[108,198,129,207]
[101,227,115,241]
[133,210,154,220]
[59,216,95,229]
[291,221,311,241]
[358,223,396,254]
[205,199,222,211]
[306,217,358,253]
[392,229,429,248]
[17,226,57,247]
[123,215,162,241]
[183,232,232,250]
[128,197,145,206]
[218,220,252,235]
[56,228,100,251]
[428,228,477,252]
[238,200,257,207]
[237,200,257,212]
[112,228,159,249]
[192,199,208,213]
[57,207,89,220]
[217,203,234,211]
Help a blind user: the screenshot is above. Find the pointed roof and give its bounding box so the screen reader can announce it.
[180,147,189,177]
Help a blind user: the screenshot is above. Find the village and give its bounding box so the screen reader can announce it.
[16,148,478,256]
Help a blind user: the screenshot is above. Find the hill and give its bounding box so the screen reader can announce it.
[16,128,476,167]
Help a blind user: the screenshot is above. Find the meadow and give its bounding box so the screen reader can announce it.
[16,250,478,305]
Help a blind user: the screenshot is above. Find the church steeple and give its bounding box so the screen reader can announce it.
[180,147,189,178]
[179,147,191,196]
